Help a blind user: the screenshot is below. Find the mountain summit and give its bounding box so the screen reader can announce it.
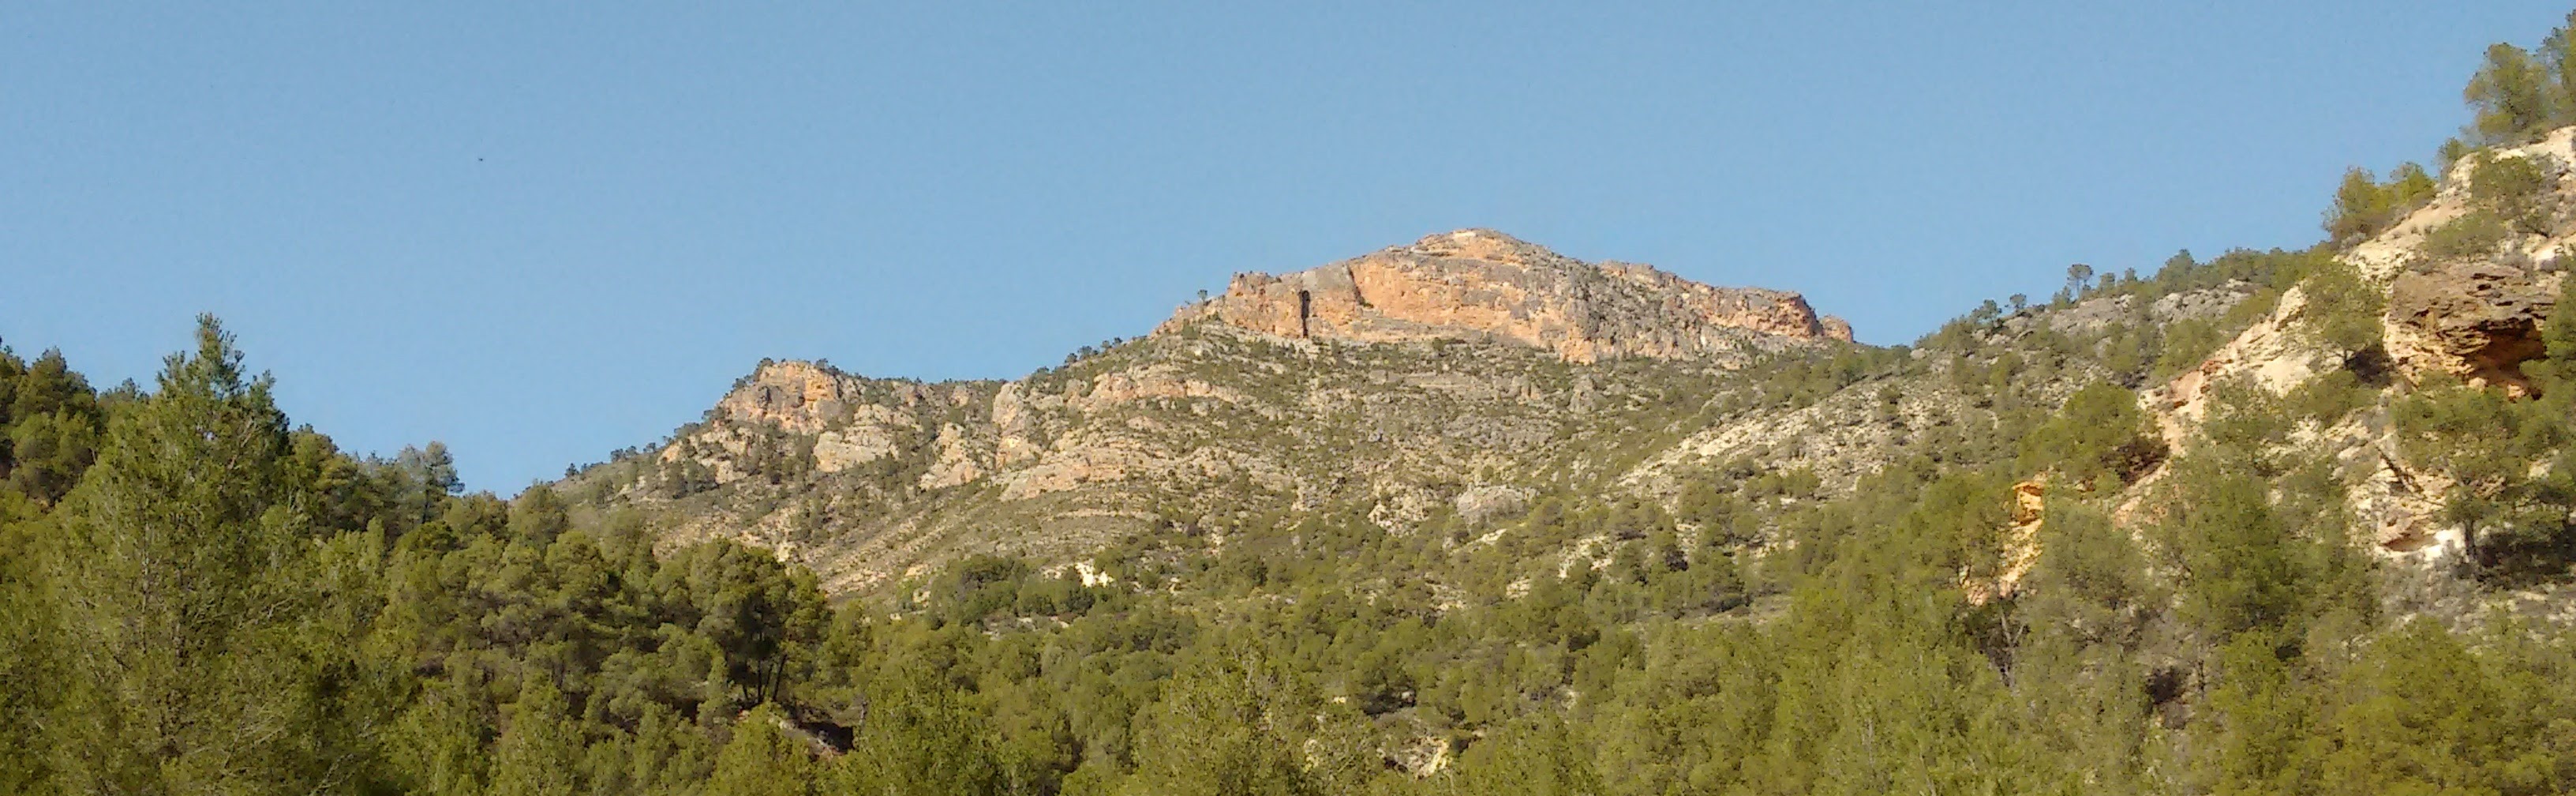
[1159,228,1852,362]
[575,229,1860,592]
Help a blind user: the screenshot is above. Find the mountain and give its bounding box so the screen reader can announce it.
[571,159,2575,598]
[522,130,2576,787]
[21,13,2576,796]
[560,229,1866,594]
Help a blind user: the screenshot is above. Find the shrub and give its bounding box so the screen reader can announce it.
[2154,318,2226,380]
[2324,163,2437,245]
[2297,259,2385,352]
[2421,212,2511,260]
[2469,152,2555,234]
[2019,381,2161,489]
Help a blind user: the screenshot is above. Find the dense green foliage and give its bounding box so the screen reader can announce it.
[0,346,108,505]
[6,240,2574,795]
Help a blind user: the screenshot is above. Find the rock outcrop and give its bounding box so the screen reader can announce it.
[1159,229,1851,362]
[713,360,863,434]
[2386,261,2562,392]
[2145,287,2332,437]
[662,362,994,485]
[1964,478,2047,606]
[2333,130,2574,395]
[2125,130,2576,563]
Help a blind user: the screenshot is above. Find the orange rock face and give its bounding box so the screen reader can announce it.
[2386,262,2563,393]
[1964,478,2048,606]
[1159,229,1850,362]
[717,361,858,434]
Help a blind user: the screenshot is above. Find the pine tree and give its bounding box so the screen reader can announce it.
[2394,381,2567,573]
[2324,164,2437,246]
[2204,635,2317,795]
[0,347,103,504]
[708,704,816,796]
[1118,655,1313,796]
[2467,43,2555,145]
[47,316,358,794]
[826,674,1005,796]
[2313,620,2548,794]
[385,680,493,796]
[0,492,62,793]
[489,681,584,796]
[1446,715,1603,796]
[2165,460,2316,644]
[2540,11,2576,127]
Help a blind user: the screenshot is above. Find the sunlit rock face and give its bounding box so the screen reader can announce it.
[1161,229,1851,362]
[2386,260,2562,394]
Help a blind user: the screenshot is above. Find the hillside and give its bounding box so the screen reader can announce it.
[526,113,2576,790]
[13,15,2576,796]
[558,229,1870,594]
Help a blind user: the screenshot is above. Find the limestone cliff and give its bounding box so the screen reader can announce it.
[2387,261,2563,393]
[2131,130,2576,561]
[2346,129,2572,393]
[1159,229,1852,363]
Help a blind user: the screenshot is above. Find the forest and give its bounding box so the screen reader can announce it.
[9,13,2576,796]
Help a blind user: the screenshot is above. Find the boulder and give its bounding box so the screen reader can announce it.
[2386,261,2561,392]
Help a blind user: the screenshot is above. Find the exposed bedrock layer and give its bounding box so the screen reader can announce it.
[1160,228,1850,362]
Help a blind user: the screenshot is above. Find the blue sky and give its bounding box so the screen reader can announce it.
[3,2,2568,491]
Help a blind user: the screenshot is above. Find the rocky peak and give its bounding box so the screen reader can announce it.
[1159,229,1852,362]
[716,360,867,434]
[1392,227,1562,265]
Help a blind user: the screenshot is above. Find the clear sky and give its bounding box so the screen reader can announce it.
[4,3,2569,492]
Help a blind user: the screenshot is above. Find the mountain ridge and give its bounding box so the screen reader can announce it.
[570,126,2576,609]
[1159,228,1852,363]
[567,227,1867,593]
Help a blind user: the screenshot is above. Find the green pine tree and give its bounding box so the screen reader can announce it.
[47,316,358,794]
